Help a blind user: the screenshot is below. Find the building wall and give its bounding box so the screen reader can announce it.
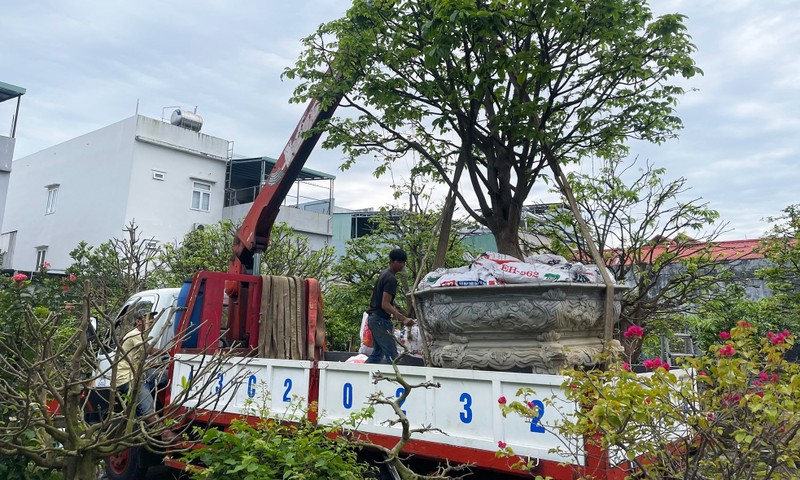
[1,115,232,272]
[1,117,138,271]
[125,116,229,247]
[0,135,15,236]
[223,202,333,251]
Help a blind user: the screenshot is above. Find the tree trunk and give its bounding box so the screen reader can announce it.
[489,215,523,259]
[64,453,98,480]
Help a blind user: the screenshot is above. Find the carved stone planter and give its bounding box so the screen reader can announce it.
[413,283,625,374]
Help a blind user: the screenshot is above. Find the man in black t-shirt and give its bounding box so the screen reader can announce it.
[366,248,414,364]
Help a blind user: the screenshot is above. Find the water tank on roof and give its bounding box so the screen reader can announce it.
[170,109,203,132]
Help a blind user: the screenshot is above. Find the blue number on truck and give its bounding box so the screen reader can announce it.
[283,378,293,402]
[247,374,257,398]
[459,393,472,423]
[529,399,545,433]
[343,383,353,409]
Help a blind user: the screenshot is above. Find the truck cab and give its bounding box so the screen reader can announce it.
[91,288,181,391]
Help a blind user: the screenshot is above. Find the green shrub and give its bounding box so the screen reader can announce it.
[500,322,800,479]
[182,402,372,480]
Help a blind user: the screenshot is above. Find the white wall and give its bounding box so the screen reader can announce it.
[2,115,231,272]
[125,116,229,247]
[2,117,137,271]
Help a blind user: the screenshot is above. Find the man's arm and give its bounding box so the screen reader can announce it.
[381,292,413,326]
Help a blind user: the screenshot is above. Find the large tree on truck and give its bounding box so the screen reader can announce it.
[284,0,701,258]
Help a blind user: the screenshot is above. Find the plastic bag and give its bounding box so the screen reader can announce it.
[359,312,373,348]
[345,354,368,364]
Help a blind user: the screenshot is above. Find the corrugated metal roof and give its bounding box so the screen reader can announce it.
[0,81,25,103]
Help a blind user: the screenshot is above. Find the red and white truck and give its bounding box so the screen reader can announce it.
[95,96,635,480]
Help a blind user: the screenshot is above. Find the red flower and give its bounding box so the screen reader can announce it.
[771,373,779,382]
[644,397,652,405]
[719,331,730,340]
[41,261,51,269]
[497,396,507,405]
[698,371,708,376]
[643,358,667,371]
[69,273,77,282]
[498,441,507,449]
[62,285,70,292]
[718,345,736,357]
[738,321,752,329]
[623,325,644,338]
[527,401,535,409]
[621,362,631,372]
[770,333,786,345]
[755,391,764,398]
[759,372,769,381]
[12,273,27,282]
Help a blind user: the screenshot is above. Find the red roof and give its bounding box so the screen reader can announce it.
[606,238,764,266]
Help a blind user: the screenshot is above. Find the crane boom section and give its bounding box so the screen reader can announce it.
[232,97,340,272]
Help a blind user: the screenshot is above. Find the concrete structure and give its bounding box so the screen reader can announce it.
[1,113,338,274]
[0,81,25,242]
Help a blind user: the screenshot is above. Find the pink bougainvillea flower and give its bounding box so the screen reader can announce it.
[771,373,779,383]
[527,401,535,409]
[759,372,769,381]
[719,345,736,357]
[41,261,51,269]
[753,379,764,387]
[623,325,644,339]
[755,391,764,398]
[738,321,752,329]
[12,273,28,282]
[643,358,667,371]
[497,396,507,405]
[719,331,731,340]
[770,332,786,345]
[698,371,708,376]
[498,441,507,449]
[62,285,70,292]
[621,362,631,372]
[706,412,716,421]
[69,273,77,282]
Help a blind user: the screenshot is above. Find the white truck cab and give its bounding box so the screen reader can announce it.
[93,288,181,389]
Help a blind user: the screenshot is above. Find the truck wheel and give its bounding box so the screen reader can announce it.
[105,446,150,480]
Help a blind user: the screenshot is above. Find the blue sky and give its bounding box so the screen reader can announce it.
[2,0,798,241]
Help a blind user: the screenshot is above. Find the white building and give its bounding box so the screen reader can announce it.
[1,113,336,274]
[0,81,25,239]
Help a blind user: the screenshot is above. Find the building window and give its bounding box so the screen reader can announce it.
[191,181,211,212]
[36,247,47,268]
[45,185,59,214]
[153,170,166,181]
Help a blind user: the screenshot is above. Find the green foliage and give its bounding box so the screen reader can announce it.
[757,205,800,318]
[182,402,371,480]
[260,223,336,288]
[148,220,237,288]
[0,455,61,480]
[323,204,476,351]
[150,221,336,289]
[531,157,726,359]
[502,322,800,478]
[286,0,701,255]
[66,221,159,321]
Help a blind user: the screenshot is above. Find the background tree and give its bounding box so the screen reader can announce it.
[757,204,800,319]
[530,157,727,358]
[0,273,231,480]
[325,194,476,351]
[150,220,336,289]
[285,0,701,258]
[67,221,161,323]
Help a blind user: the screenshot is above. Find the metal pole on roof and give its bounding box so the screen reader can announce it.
[545,149,617,350]
[11,96,21,138]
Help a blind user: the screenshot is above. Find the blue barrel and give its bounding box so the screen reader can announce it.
[174,279,203,348]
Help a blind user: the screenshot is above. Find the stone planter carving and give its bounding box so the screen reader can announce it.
[413,283,625,374]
